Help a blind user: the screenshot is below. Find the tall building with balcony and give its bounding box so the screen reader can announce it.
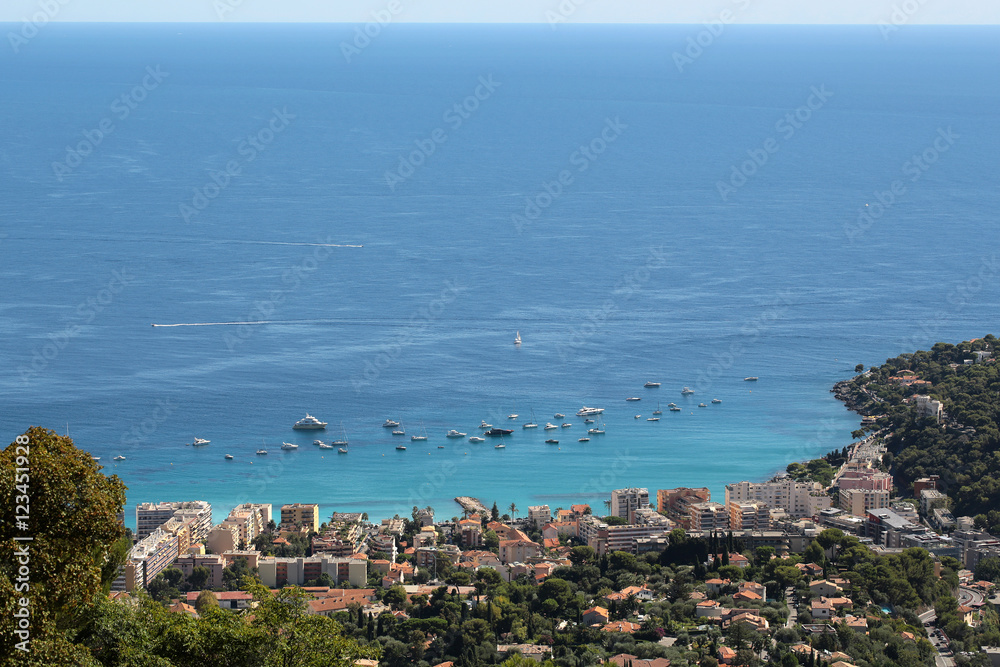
[280,503,320,533]
[610,488,649,522]
[725,480,828,518]
[135,501,212,541]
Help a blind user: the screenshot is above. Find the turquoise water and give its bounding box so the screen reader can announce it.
[1,24,998,528]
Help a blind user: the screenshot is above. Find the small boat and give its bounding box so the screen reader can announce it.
[293,414,327,430]
[669,406,682,412]
[667,402,677,408]
[588,427,605,434]
[634,414,641,419]
[647,417,660,422]
[190,437,210,447]
[681,387,695,395]
[575,406,604,417]
[382,419,400,428]
[338,448,348,454]
[626,397,641,402]
[545,439,559,444]
[479,420,492,429]
[544,423,558,430]
[584,418,595,423]
[699,403,707,408]
[281,442,298,450]
[437,445,444,449]
[91,456,101,462]
[225,454,234,459]
[446,430,466,438]
[507,414,518,419]
[113,455,126,461]
[514,331,521,345]
[744,377,759,381]
[554,413,566,419]
[469,436,485,443]
[256,449,268,455]
[485,428,512,437]
[712,398,722,404]
[392,430,405,436]
[313,440,325,446]
[319,443,334,449]
[494,443,506,449]
[653,401,662,415]
[523,409,538,429]
[395,445,407,451]
[578,437,590,442]
[561,423,572,428]
[644,381,661,388]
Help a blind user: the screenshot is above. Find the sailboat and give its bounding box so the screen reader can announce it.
[653,401,662,415]
[523,408,538,429]
[332,422,349,447]
[411,421,428,441]
[508,399,518,420]
[514,331,521,345]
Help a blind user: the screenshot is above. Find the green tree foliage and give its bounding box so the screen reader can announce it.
[1,427,128,663]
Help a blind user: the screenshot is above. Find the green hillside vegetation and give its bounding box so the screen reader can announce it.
[842,335,999,517]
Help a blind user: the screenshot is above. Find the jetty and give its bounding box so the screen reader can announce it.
[454,496,488,515]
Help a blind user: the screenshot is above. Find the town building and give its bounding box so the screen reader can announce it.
[114,527,180,592]
[687,501,728,532]
[839,487,890,517]
[919,489,949,516]
[257,556,367,588]
[727,501,770,531]
[527,505,551,528]
[657,487,711,528]
[725,480,829,519]
[280,503,320,533]
[135,501,212,541]
[610,488,649,522]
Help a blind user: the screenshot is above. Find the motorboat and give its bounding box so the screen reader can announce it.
[545,439,559,444]
[584,418,595,423]
[667,402,677,408]
[113,455,126,461]
[281,442,298,450]
[644,381,661,388]
[554,413,566,419]
[681,387,695,395]
[313,440,325,446]
[669,406,682,412]
[634,414,641,419]
[338,448,348,454]
[485,428,512,437]
[561,423,572,428]
[699,403,707,408]
[479,420,492,429]
[446,430,466,438]
[91,456,101,462]
[190,437,210,447]
[256,449,268,455]
[382,419,400,428]
[744,377,759,381]
[495,443,506,449]
[543,423,558,430]
[588,426,605,434]
[575,407,604,417]
[578,437,590,442]
[626,397,641,402]
[319,443,334,449]
[647,417,660,422]
[395,445,407,451]
[392,430,405,436]
[712,399,722,404]
[293,414,327,430]
[469,436,485,443]
[225,454,234,459]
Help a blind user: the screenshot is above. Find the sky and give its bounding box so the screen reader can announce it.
[2,0,999,24]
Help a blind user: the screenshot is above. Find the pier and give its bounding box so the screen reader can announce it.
[454,496,488,515]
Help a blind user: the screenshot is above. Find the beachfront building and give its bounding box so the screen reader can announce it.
[135,501,212,541]
[687,501,728,532]
[657,487,711,528]
[257,556,367,588]
[113,527,180,592]
[611,488,650,522]
[727,501,771,531]
[528,505,551,528]
[280,503,320,532]
[725,480,829,519]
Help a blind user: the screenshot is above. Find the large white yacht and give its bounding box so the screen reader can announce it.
[280,442,298,450]
[446,430,466,438]
[575,406,605,417]
[191,437,210,447]
[293,414,328,430]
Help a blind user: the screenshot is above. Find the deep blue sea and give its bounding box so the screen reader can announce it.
[1,23,998,529]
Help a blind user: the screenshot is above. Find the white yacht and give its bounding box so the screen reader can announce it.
[514,331,521,345]
[543,423,558,430]
[338,447,348,454]
[647,417,660,422]
[698,403,707,408]
[554,413,566,419]
[191,437,210,447]
[479,420,492,429]
[446,430,466,438]
[588,426,606,434]
[469,436,485,443]
[578,437,590,442]
[411,421,428,441]
[681,387,695,395]
[281,442,298,450]
[319,443,334,449]
[392,429,405,436]
[561,423,572,428]
[225,454,234,459]
[256,449,268,455]
[644,381,661,388]
[293,414,327,430]
[382,419,400,428]
[712,398,722,404]
[575,406,604,417]
[494,443,506,449]
[669,406,682,412]
[626,397,641,402]
[523,409,538,429]
[113,455,126,461]
[744,376,759,381]
[395,445,407,451]
[313,439,325,446]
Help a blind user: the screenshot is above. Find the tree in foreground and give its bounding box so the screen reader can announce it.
[1,427,128,664]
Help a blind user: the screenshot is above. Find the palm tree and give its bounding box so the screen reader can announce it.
[603,499,612,515]
[508,503,518,520]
